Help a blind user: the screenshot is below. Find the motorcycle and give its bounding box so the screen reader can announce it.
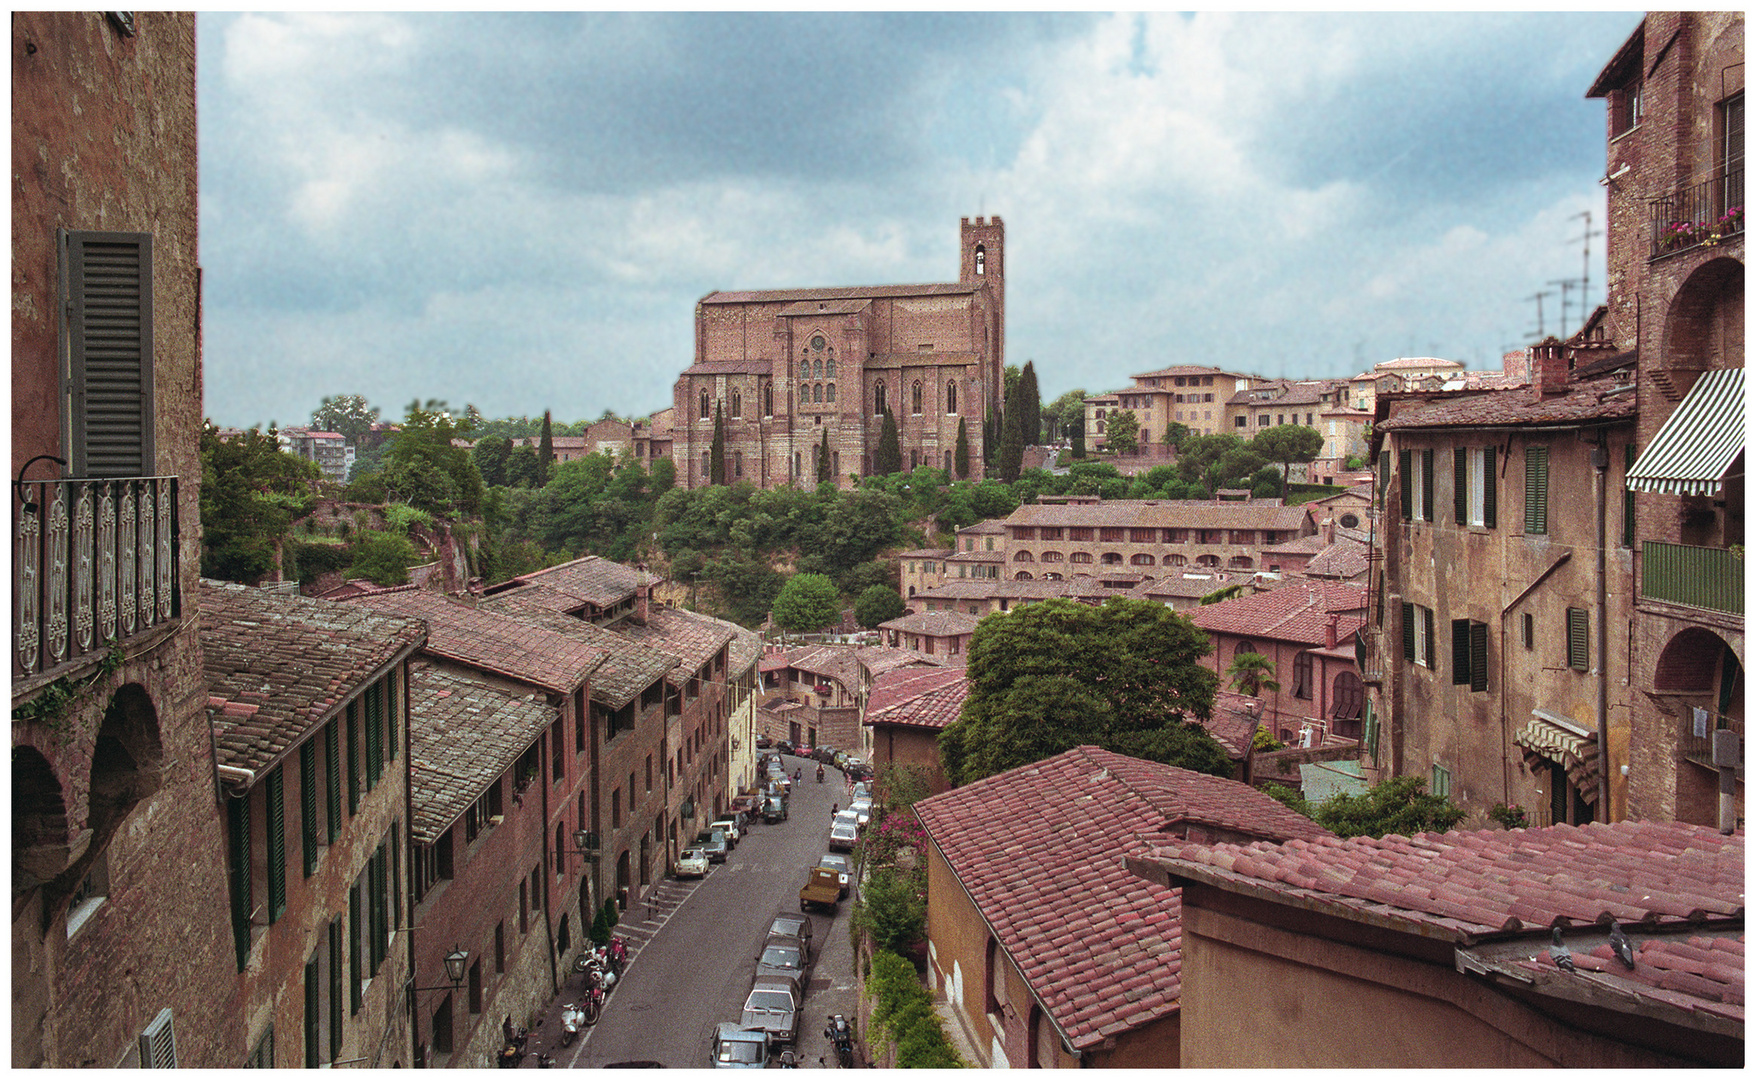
[606,935,629,976]
[824,1014,855,1068]
[498,1017,528,1067]
[816,765,825,783]
[777,1050,800,1068]
[560,1001,586,1047]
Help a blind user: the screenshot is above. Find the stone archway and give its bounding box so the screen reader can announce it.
[1661,256,1744,374]
[13,746,68,895]
[87,684,165,852]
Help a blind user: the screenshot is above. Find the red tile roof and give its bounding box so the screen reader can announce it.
[765,645,862,690]
[407,661,557,844]
[701,282,976,305]
[1189,580,1367,646]
[1378,371,1637,430]
[864,667,969,730]
[879,609,982,636]
[1006,500,1311,531]
[916,747,1330,1051]
[1198,692,1263,759]
[503,554,647,609]
[617,606,739,688]
[338,588,603,694]
[200,581,427,774]
[470,594,679,707]
[855,645,945,680]
[1301,538,1371,581]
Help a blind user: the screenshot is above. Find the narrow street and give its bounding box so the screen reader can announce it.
[526,755,862,1068]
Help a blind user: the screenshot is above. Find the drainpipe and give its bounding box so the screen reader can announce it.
[1592,439,1611,818]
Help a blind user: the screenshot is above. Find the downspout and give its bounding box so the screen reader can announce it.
[541,728,560,996]
[1593,439,1611,818]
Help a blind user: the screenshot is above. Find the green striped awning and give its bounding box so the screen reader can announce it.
[1627,368,1746,496]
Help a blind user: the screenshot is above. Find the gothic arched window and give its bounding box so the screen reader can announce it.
[825,356,836,378]
[800,359,810,381]
[763,384,774,417]
[731,390,742,418]
[813,383,824,404]
[813,359,823,379]
[875,383,888,416]
[946,381,958,415]
[911,381,923,415]
[826,383,836,403]
[975,243,986,276]
[698,390,710,420]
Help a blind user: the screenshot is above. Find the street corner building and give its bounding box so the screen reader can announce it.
[671,217,1007,488]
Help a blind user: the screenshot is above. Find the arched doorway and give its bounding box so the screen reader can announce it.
[13,745,69,891]
[615,850,632,909]
[1654,626,1743,827]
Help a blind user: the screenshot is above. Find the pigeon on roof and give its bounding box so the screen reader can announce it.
[1608,919,1636,970]
[1549,927,1575,973]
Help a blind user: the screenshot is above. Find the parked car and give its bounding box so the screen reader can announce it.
[755,735,774,749]
[754,934,810,991]
[762,795,789,823]
[799,866,841,914]
[850,780,872,801]
[676,847,709,879]
[695,828,731,862]
[832,750,849,770]
[827,819,859,853]
[848,798,873,828]
[774,740,793,755]
[740,979,801,1046]
[712,1022,770,1068]
[767,911,814,956]
[817,854,851,898]
[709,818,742,846]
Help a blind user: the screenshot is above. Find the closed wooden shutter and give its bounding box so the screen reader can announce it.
[346,706,359,814]
[1399,450,1413,521]
[1525,447,1549,534]
[349,882,363,1014]
[228,794,252,972]
[62,231,154,477]
[1482,448,1496,528]
[267,767,287,922]
[304,956,320,1067]
[1454,447,1469,524]
[1469,621,1489,693]
[325,722,341,843]
[1421,450,1435,522]
[1401,601,1416,661]
[328,920,343,1059]
[1451,618,1472,684]
[1567,608,1589,670]
[365,684,382,791]
[301,742,318,877]
[1423,607,1436,668]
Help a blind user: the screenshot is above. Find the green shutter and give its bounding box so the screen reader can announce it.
[228,794,252,972]
[329,920,343,1059]
[1454,447,1469,525]
[1567,608,1589,671]
[346,706,359,814]
[385,674,397,761]
[390,821,402,932]
[1399,449,1412,521]
[349,883,363,1014]
[325,722,341,843]
[1469,621,1489,693]
[1451,618,1472,684]
[365,684,382,791]
[1401,601,1416,661]
[301,742,318,877]
[1363,700,1379,763]
[1482,448,1497,529]
[1421,450,1435,523]
[1622,443,1636,547]
[1524,446,1549,534]
[267,767,287,923]
[304,956,320,1067]
[1423,607,1436,668]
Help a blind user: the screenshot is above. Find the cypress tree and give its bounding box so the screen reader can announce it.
[537,410,555,482]
[817,427,832,484]
[1071,419,1086,459]
[982,406,997,467]
[709,401,726,485]
[875,408,902,475]
[997,381,1024,483]
[954,417,970,480]
[1020,361,1042,447]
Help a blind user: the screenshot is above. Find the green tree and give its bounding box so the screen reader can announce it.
[504,445,542,488]
[1250,424,1326,499]
[939,597,1224,786]
[1104,410,1140,455]
[1175,433,1266,495]
[997,379,1025,483]
[346,529,417,586]
[953,417,970,480]
[1070,418,1085,459]
[1044,388,1088,443]
[1162,421,1193,450]
[770,572,841,634]
[817,427,832,484]
[854,584,908,629]
[709,402,726,485]
[310,394,380,445]
[648,454,677,497]
[1019,360,1042,445]
[1311,775,1466,839]
[537,410,555,483]
[874,408,902,476]
[380,399,484,515]
[982,406,997,468]
[1226,652,1281,696]
[472,434,513,487]
[705,555,783,627]
[199,423,321,584]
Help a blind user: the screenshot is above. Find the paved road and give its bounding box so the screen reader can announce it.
[532,754,862,1069]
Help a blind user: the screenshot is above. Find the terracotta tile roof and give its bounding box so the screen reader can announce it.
[1147,823,1744,1015]
[767,645,862,690]
[917,747,1331,1050]
[958,519,1008,534]
[945,549,1005,564]
[1262,534,1330,556]
[504,555,647,609]
[1377,356,1465,371]
[880,609,982,636]
[1302,539,1371,581]
[617,606,739,687]
[407,661,557,844]
[476,580,598,616]
[1124,573,1240,601]
[1378,372,1637,430]
[469,596,678,707]
[1198,692,1263,759]
[338,588,603,695]
[898,547,955,559]
[864,667,969,730]
[701,283,976,305]
[1128,365,1253,380]
[855,645,944,680]
[1487,926,1744,1033]
[201,580,427,774]
[1189,580,1367,646]
[1006,500,1311,531]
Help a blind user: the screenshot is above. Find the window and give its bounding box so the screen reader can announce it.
[1522,612,1534,650]
[1454,446,1496,528]
[911,381,923,415]
[264,766,288,924]
[1330,671,1364,722]
[551,721,565,783]
[1292,652,1313,699]
[946,381,957,414]
[612,788,622,829]
[698,390,710,420]
[984,937,1006,1014]
[138,1007,178,1068]
[763,383,774,417]
[874,383,887,416]
[1400,447,1435,522]
[826,383,836,403]
[1524,446,1549,534]
[1430,763,1451,799]
[1401,602,1435,668]
[247,1025,273,1069]
[62,231,155,476]
[1258,415,1270,427]
[734,450,743,478]
[1566,608,1589,671]
[495,921,506,973]
[1235,416,1247,428]
[1451,619,1489,692]
[431,995,453,1056]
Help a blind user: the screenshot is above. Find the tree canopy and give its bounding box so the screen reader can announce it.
[1043,388,1087,444]
[938,597,1227,786]
[1250,424,1326,499]
[310,394,380,444]
[874,408,902,475]
[377,400,484,515]
[199,423,320,584]
[1266,775,1466,839]
[1104,410,1140,456]
[854,584,908,629]
[771,572,842,633]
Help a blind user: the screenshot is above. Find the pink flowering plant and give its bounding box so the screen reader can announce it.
[1659,206,1744,252]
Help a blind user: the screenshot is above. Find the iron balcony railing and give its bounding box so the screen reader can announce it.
[1650,169,1744,259]
[14,476,181,679]
[1680,709,1743,778]
[1641,540,1744,616]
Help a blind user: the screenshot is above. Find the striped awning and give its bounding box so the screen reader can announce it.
[1627,368,1746,496]
[1515,711,1601,806]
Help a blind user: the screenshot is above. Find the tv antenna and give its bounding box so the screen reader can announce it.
[1525,289,1555,341]
[1547,279,1576,337]
[1571,210,1603,314]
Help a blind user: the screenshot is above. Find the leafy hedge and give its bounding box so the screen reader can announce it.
[865,950,962,1068]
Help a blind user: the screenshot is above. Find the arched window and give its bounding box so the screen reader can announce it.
[1331,671,1364,720]
[1069,552,1093,564]
[1229,555,1254,569]
[698,390,710,420]
[800,359,810,381]
[1292,651,1313,699]
[793,451,801,477]
[1101,552,1123,565]
[1196,554,1221,567]
[813,359,823,379]
[910,449,919,470]
[875,383,887,416]
[1014,571,1033,581]
[1233,640,1258,659]
[1013,551,1034,562]
[702,451,710,475]
[1131,553,1155,566]
[825,356,836,378]
[911,381,923,415]
[731,390,741,418]
[826,383,836,403]
[733,450,743,479]
[944,450,953,472]
[813,383,823,404]
[975,243,986,276]
[1096,408,1106,420]
[1166,553,1187,567]
[1040,551,1064,563]
[946,381,958,414]
[763,384,774,417]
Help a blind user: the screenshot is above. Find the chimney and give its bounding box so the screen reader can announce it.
[1325,612,1339,650]
[635,563,651,624]
[1530,338,1570,398]
[1322,516,1335,545]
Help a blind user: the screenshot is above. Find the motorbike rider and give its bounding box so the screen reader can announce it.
[816,764,825,783]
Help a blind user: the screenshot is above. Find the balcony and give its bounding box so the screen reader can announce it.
[1641,541,1743,616]
[1681,710,1743,779]
[1649,170,1743,260]
[14,476,180,680]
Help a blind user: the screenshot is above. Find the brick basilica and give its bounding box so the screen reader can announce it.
[671,217,1006,489]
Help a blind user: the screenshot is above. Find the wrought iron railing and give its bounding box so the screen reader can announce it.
[14,476,180,679]
[1681,709,1743,777]
[1649,169,1744,259]
[1641,540,1744,615]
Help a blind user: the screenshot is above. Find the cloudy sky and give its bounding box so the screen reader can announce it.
[198,10,1642,430]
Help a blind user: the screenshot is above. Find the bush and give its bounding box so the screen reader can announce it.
[345,529,417,586]
[383,502,434,535]
[1488,802,1528,829]
[864,950,963,1068]
[289,537,354,586]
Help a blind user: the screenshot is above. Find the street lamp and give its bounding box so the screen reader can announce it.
[411,946,470,994]
[558,829,601,863]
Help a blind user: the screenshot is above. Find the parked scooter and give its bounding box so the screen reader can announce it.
[824,1014,855,1068]
[606,934,630,976]
[560,1001,586,1047]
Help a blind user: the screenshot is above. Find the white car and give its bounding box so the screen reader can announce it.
[676,847,710,879]
[709,818,742,846]
[817,854,851,898]
[828,820,859,853]
[848,799,873,828]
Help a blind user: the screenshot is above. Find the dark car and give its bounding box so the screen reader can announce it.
[755,735,774,750]
[753,934,810,992]
[774,740,793,755]
[762,795,789,823]
[766,911,814,957]
[694,828,731,862]
[740,978,800,1046]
